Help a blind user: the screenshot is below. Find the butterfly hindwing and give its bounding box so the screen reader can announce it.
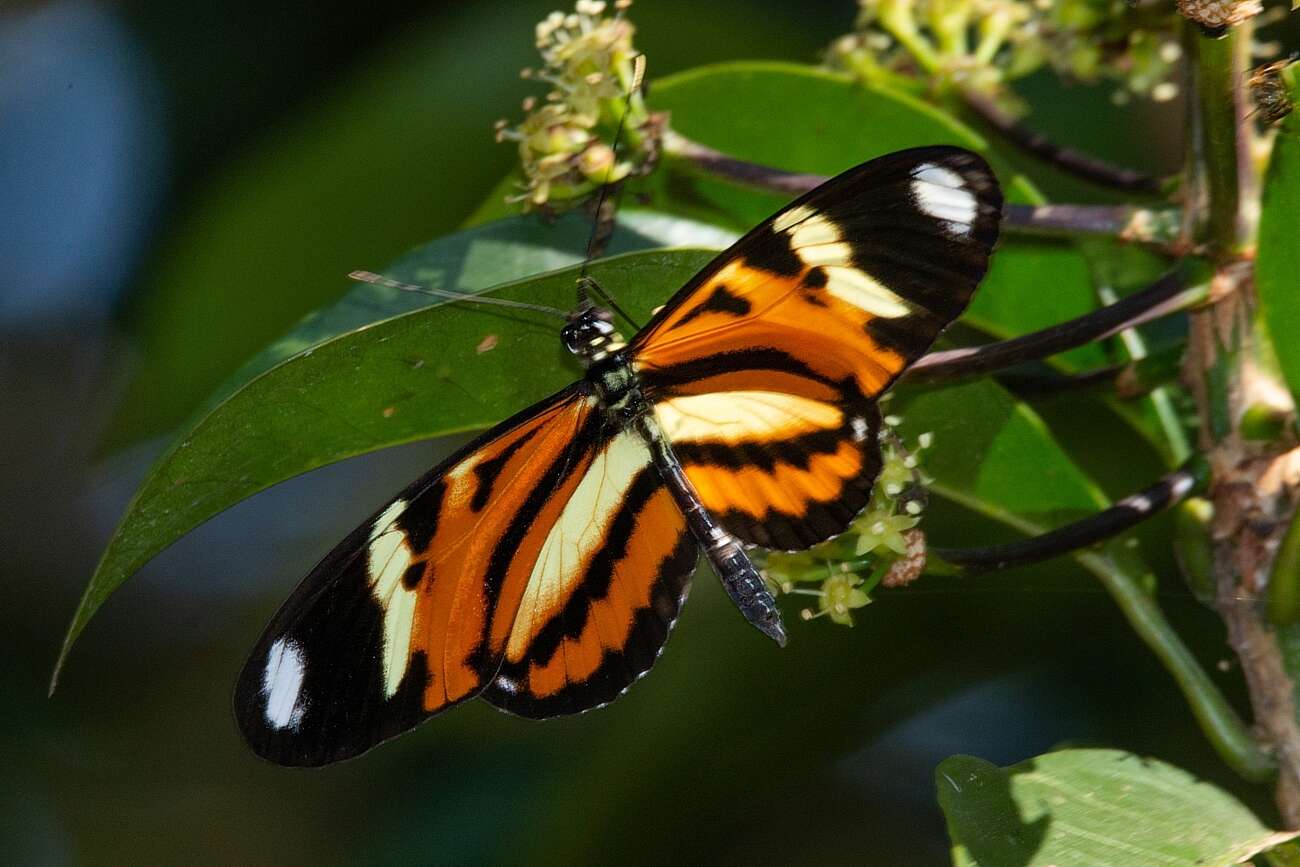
[651,390,883,551]
[632,146,1002,549]
[483,423,698,718]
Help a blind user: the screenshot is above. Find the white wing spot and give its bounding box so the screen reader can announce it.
[912,163,978,236]
[262,638,307,731]
[850,416,870,442]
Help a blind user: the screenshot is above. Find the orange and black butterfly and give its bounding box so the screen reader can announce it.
[235,146,1003,765]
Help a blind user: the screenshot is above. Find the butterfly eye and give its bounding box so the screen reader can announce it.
[562,310,617,357]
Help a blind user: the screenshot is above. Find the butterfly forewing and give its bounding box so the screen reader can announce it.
[631,146,1002,550]
[235,384,705,763]
[236,386,600,765]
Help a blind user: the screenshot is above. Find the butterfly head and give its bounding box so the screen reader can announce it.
[562,306,624,365]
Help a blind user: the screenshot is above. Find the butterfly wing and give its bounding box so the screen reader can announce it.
[631,146,1002,550]
[236,385,702,763]
[235,384,603,765]
[481,423,698,718]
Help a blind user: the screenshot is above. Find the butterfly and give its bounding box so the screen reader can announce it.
[235,146,1003,765]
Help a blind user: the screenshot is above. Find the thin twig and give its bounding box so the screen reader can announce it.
[661,130,1179,242]
[1003,203,1135,234]
[932,459,1207,574]
[961,89,1163,194]
[991,347,1183,401]
[992,364,1128,398]
[906,269,1205,383]
[1003,203,1182,245]
[660,129,827,195]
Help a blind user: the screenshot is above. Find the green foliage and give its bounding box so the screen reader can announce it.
[210,211,735,409]
[102,2,828,450]
[73,1,1300,859]
[937,750,1296,866]
[1258,68,1300,405]
[894,379,1106,521]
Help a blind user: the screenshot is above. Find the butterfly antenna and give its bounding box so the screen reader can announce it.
[581,276,642,330]
[577,52,647,311]
[349,271,570,320]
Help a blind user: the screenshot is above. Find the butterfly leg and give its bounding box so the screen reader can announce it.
[635,414,788,646]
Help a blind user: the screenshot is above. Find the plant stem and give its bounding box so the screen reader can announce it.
[1195,32,1247,256]
[660,130,827,195]
[960,89,1164,195]
[1096,282,1194,463]
[906,270,1206,384]
[1002,203,1180,244]
[1078,543,1276,783]
[1183,13,1300,819]
[992,347,1184,401]
[934,480,1274,782]
[1270,507,1300,626]
[767,468,1270,779]
[660,131,1181,244]
[932,459,1208,573]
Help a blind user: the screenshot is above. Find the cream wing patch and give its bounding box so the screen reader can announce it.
[366,498,420,698]
[823,267,911,318]
[776,203,911,319]
[655,391,843,444]
[506,430,651,661]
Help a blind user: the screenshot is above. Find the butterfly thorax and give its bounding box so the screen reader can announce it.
[562,305,643,423]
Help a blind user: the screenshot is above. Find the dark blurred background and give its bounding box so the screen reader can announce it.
[1,1,1254,864]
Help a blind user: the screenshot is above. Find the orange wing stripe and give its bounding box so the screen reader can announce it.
[483,472,696,715]
[399,395,598,712]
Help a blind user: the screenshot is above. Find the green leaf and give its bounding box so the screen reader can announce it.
[209,211,736,413]
[897,375,1265,780]
[105,9,837,451]
[648,63,1022,226]
[53,247,714,684]
[893,379,1108,525]
[105,15,530,451]
[1257,70,1300,403]
[937,749,1296,867]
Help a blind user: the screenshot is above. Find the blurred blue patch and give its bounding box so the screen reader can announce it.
[0,0,166,323]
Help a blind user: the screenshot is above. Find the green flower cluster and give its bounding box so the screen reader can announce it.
[762,421,933,628]
[495,0,652,211]
[826,0,1184,109]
